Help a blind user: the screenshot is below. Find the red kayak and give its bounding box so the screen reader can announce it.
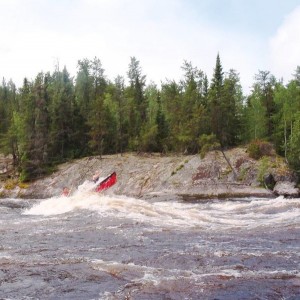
[95,172,117,192]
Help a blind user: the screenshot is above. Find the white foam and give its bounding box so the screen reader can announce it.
[23,184,300,230]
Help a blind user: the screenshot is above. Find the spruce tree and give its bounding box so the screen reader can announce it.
[126,57,146,150]
[208,54,224,145]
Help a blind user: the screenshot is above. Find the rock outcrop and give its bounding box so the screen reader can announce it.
[273,181,300,197]
[0,148,298,199]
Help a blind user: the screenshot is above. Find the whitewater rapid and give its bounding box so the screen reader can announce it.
[24,187,300,231]
[1,184,299,299]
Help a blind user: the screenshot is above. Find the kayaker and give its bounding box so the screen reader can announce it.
[92,171,100,183]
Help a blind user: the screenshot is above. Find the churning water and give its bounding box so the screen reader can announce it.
[0,183,299,299]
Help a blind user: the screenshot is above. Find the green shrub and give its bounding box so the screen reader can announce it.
[237,167,248,181]
[247,140,274,160]
[248,142,261,159]
[257,156,270,186]
[198,134,220,158]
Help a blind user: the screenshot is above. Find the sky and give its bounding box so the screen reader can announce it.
[0,0,299,94]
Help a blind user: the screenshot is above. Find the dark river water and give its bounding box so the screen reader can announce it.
[0,185,299,299]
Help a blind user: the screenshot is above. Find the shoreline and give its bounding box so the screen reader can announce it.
[1,149,291,200]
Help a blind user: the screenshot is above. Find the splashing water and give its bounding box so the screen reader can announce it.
[24,183,300,231]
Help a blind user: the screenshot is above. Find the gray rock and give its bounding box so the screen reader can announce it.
[273,181,299,197]
[0,148,296,200]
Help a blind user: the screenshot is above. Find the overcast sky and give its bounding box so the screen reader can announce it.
[0,0,299,94]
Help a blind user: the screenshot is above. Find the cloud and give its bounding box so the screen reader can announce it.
[0,0,294,95]
[269,5,300,82]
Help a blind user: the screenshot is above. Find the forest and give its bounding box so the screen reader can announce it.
[0,54,300,181]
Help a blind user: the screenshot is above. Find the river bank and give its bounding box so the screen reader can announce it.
[0,147,298,199]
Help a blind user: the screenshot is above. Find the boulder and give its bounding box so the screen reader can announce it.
[273,181,299,197]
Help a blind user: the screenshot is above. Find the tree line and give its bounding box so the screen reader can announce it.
[1,54,300,181]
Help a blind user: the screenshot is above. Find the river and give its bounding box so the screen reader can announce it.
[0,184,299,299]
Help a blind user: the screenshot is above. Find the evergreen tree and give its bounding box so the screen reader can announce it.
[273,83,289,159]
[139,83,160,152]
[179,61,208,153]
[47,66,75,163]
[160,80,181,151]
[31,73,50,169]
[126,57,146,149]
[155,92,169,152]
[2,55,300,180]
[0,79,19,165]
[253,70,277,139]
[287,112,300,172]
[76,58,93,118]
[0,79,10,135]
[86,57,108,156]
[222,69,244,145]
[293,66,300,83]
[18,78,37,180]
[208,54,224,145]
[112,76,128,154]
[273,68,300,161]
[102,92,118,153]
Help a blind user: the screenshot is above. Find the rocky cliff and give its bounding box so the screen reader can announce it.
[0,147,298,199]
